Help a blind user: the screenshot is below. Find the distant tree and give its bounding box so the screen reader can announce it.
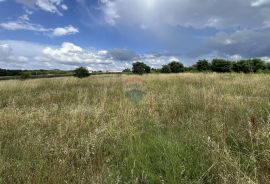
[251,59,266,72]
[196,60,211,71]
[267,63,270,70]
[145,65,151,73]
[232,59,266,73]
[184,65,197,72]
[151,68,161,73]
[211,59,232,73]
[74,67,90,78]
[20,72,32,80]
[132,62,151,75]
[237,60,253,73]
[122,68,131,73]
[161,65,172,73]
[168,61,184,73]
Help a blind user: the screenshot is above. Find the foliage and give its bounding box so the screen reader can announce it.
[211,59,232,73]
[74,67,90,78]
[161,64,172,73]
[132,62,151,75]
[122,68,131,73]
[20,72,32,80]
[168,61,184,73]
[196,59,211,71]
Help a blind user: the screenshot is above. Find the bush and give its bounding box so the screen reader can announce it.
[196,60,211,71]
[211,59,232,73]
[232,59,266,73]
[74,67,90,78]
[20,72,32,80]
[132,62,151,75]
[168,61,184,73]
[161,65,172,73]
[122,68,131,73]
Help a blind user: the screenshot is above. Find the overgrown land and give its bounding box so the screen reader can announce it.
[1,73,270,183]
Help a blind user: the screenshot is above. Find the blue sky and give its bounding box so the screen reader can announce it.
[1,0,270,71]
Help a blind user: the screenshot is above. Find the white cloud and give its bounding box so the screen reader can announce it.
[251,0,270,7]
[61,4,68,10]
[0,40,183,70]
[52,25,79,36]
[41,42,113,65]
[0,15,79,37]
[0,16,49,32]
[16,0,68,15]
[0,43,29,64]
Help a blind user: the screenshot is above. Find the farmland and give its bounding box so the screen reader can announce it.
[0,73,270,183]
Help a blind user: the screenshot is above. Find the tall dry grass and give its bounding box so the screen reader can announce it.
[0,73,270,183]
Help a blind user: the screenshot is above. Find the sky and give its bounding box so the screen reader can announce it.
[0,0,270,71]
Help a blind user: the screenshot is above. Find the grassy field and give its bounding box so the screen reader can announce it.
[0,73,270,183]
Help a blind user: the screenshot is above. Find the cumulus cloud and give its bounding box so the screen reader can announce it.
[16,0,68,15]
[52,25,79,36]
[0,43,29,65]
[0,15,79,37]
[0,40,182,70]
[41,42,113,65]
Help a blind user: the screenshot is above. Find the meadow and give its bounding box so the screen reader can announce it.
[0,73,270,183]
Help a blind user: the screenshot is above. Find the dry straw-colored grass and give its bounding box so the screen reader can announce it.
[0,73,270,183]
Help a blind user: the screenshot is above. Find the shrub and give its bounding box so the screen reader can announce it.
[232,59,266,73]
[251,58,266,72]
[211,59,232,73]
[122,68,131,73]
[132,62,151,75]
[74,67,90,78]
[196,60,211,71]
[20,72,32,80]
[168,61,184,73]
[161,65,172,73]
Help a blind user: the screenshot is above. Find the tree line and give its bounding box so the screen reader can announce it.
[127,59,270,74]
[1,58,270,79]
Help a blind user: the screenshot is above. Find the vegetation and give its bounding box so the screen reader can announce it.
[0,73,270,183]
[122,68,131,73]
[196,59,211,71]
[0,68,72,77]
[132,62,151,74]
[168,61,184,73]
[161,64,172,73]
[74,67,90,78]
[20,72,32,80]
[161,61,185,73]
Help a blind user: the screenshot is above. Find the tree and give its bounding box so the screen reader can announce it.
[232,59,266,73]
[20,72,32,80]
[251,59,266,72]
[132,62,151,75]
[122,68,131,73]
[211,59,232,73]
[145,65,151,73]
[161,65,171,73]
[196,60,211,71]
[267,63,270,70]
[168,61,184,73]
[74,67,90,78]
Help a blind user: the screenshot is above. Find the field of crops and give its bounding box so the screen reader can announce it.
[1,73,270,183]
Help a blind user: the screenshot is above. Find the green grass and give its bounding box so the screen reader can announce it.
[0,73,270,183]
